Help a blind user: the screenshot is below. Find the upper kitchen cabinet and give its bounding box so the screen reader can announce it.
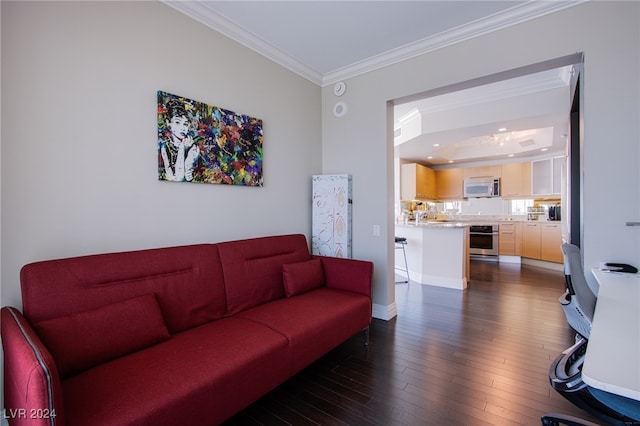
[462,165,502,180]
[500,162,532,198]
[532,157,564,196]
[435,168,463,200]
[401,163,435,200]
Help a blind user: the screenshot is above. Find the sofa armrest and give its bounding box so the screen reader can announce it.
[313,255,373,298]
[1,307,65,426]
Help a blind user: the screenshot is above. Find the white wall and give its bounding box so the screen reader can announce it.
[1,1,322,311]
[2,0,639,399]
[322,1,640,315]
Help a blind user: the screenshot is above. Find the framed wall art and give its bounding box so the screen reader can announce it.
[157,91,263,186]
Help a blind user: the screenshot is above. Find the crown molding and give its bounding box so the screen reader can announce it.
[163,0,586,88]
[322,1,587,86]
[162,1,324,85]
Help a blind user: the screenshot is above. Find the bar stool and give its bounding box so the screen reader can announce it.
[395,237,409,283]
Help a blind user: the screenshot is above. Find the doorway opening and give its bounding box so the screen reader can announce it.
[391,53,584,287]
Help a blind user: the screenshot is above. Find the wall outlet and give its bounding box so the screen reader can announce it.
[372,224,380,237]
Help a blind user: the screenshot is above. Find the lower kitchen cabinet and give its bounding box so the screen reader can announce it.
[499,223,521,256]
[520,222,563,263]
[540,223,563,262]
[521,223,541,259]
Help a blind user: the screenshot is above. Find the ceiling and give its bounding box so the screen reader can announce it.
[393,65,575,166]
[164,0,583,166]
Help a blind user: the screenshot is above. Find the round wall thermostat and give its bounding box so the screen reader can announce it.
[333,81,346,97]
[333,101,348,118]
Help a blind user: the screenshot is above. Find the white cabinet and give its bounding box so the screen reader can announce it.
[552,157,563,194]
[312,174,352,258]
[531,157,564,196]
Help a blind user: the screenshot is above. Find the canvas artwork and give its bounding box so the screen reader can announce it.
[157,91,263,186]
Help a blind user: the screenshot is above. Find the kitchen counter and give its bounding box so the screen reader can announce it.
[396,221,470,229]
[395,223,470,290]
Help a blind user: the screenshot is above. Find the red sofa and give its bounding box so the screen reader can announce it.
[1,234,373,426]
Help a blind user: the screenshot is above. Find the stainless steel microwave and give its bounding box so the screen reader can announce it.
[463,178,500,198]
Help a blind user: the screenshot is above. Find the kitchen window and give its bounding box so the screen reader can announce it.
[510,199,533,215]
[443,201,461,212]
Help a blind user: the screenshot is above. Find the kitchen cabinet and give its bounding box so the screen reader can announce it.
[401,163,435,200]
[521,222,541,259]
[552,157,563,194]
[523,162,532,197]
[521,221,563,263]
[462,165,502,180]
[532,157,564,196]
[435,168,463,200]
[540,223,563,262]
[500,162,532,198]
[499,222,521,256]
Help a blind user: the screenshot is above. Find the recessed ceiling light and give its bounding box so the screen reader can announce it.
[448,160,454,163]
[508,154,514,157]
[498,127,507,132]
[541,148,548,152]
[427,156,433,159]
[433,143,440,147]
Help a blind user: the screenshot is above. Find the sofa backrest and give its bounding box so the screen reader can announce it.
[217,234,311,315]
[21,244,226,334]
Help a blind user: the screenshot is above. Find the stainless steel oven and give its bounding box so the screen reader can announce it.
[469,225,499,257]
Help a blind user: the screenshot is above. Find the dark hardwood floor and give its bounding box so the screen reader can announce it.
[225,260,603,425]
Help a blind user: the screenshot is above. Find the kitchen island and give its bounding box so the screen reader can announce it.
[395,222,470,290]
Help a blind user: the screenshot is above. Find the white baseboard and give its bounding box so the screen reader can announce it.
[414,274,467,290]
[372,302,397,321]
[498,255,522,264]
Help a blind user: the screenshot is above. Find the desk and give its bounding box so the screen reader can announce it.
[583,269,640,401]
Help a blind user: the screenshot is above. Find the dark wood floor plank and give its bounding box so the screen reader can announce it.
[225,260,604,425]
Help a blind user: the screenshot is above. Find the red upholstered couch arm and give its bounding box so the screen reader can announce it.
[313,255,373,298]
[1,307,65,426]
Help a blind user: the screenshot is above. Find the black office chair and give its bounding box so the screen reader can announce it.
[541,412,601,426]
[541,244,640,426]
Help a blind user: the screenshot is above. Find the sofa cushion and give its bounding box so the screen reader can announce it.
[21,244,226,334]
[282,258,324,297]
[237,287,371,374]
[34,294,170,378]
[218,234,312,315]
[61,317,290,426]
